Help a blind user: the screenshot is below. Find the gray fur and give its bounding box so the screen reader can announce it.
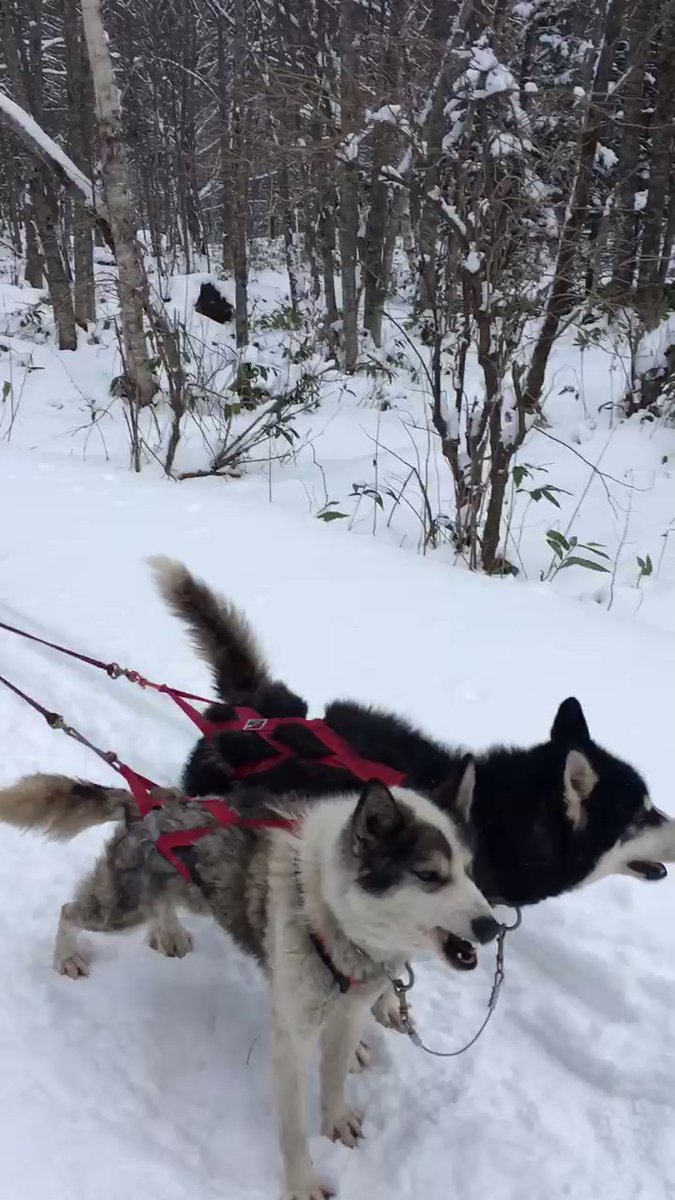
[0,774,130,839]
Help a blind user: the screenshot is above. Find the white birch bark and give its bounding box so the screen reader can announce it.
[80,0,156,407]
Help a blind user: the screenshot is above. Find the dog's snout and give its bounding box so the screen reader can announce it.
[471,915,501,944]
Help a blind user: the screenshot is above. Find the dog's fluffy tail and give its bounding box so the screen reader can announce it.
[148,557,270,701]
[0,775,132,841]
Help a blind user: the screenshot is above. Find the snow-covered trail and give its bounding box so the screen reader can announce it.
[1,445,674,1200]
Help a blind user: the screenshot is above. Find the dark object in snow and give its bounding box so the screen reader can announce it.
[628,342,675,417]
[110,372,134,399]
[195,281,234,325]
[110,372,157,403]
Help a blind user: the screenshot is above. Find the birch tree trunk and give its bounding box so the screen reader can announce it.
[231,0,249,348]
[24,199,43,288]
[607,0,653,303]
[636,14,675,328]
[416,0,456,314]
[362,0,403,347]
[216,16,233,273]
[319,175,339,339]
[522,0,627,411]
[80,0,156,406]
[30,168,78,349]
[338,0,359,372]
[2,4,76,339]
[63,0,95,327]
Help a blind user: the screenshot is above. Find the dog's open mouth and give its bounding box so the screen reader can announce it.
[436,929,478,971]
[627,859,668,881]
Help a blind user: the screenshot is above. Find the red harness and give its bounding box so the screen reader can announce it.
[0,620,406,885]
[120,702,406,882]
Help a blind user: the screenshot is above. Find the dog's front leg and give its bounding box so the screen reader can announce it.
[321,995,371,1147]
[147,901,193,959]
[271,1000,328,1200]
[371,980,412,1032]
[348,982,412,1073]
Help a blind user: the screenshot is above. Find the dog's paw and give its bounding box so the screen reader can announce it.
[349,1039,373,1073]
[284,1173,334,1200]
[371,988,410,1032]
[54,951,90,979]
[322,1109,364,1149]
[148,923,193,958]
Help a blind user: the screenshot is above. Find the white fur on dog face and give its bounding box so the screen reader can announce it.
[582,801,675,884]
[302,786,495,962]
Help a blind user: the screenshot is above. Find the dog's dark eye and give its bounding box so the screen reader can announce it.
[413,868,444,886]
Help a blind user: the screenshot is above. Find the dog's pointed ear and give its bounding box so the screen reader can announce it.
[455,754,476,823]
[563,748,598,828]
[551,697,590,745]
[352,781,402,844]
[434,754,475,824]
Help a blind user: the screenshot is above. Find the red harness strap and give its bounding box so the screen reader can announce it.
[175,701,407,789]
[0,619,406,787]
[114,701,407,885]
[113,761,298,883]
[138,702,406,885]
[0,621,406,886]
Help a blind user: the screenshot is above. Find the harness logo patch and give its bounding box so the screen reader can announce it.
[244,718,268,731]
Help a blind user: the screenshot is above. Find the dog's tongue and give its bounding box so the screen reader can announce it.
[441,931,478,971]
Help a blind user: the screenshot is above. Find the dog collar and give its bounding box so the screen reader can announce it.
[309,930,357,993]
[295,861,375,994]
[294,861,351,992]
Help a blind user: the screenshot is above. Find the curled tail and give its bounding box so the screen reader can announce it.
[148,557,271,701]
[0,775,132,841]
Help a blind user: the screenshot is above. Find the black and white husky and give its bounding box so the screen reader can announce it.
[154,558,675,906]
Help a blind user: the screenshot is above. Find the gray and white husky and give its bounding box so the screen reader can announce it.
[0,761,498,1200]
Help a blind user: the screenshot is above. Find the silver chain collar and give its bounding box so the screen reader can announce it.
[386,907,522,1059]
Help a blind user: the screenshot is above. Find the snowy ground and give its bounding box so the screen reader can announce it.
[2,259,674,632]
[1,262,675,1199]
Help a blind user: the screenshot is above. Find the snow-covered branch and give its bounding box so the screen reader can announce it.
[0,90,105,216]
